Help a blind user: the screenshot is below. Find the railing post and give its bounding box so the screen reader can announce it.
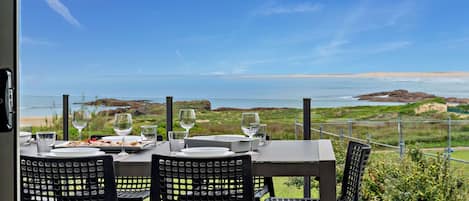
[166,96,173,140]
[294,118,298,140]
[447,116,452,159]
[319,124,323,139]
[302,98,311,198]
[398,116,405,159]
[339,128,344,142]
[303,98,311,140]
[367,133,371,145]
[62,94,69,140]
[348,119,353,137]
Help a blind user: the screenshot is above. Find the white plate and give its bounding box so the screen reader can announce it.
[44,151,105,158]
[175,151,235,158]
[181,147,229,156]
[191,135,250,142]
[216,134,246,138]
[215,135,250,141]
[102,136,142,142]
[51,148,101,157]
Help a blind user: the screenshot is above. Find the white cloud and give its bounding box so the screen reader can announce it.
[331,1,415,42]
[306,1,415,64]
[175,50,183,59]
[371,41,412,53]
[445,37,469,48]
[21,36,56,46]
[232,65,248,74]
[386,1,414,26]
[202,71,227,76]
[315,40,349,58]
[45,0,81,28]
[201,65,249,77]
[256,2,323,16]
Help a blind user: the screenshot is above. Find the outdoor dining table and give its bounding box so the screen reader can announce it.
[20,139,336,201]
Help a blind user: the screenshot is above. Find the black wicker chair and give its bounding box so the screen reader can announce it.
[267,141,371,201]
[116,176,151,201]
[90,134,155,201]
[20,155,117,201]
[150,154,254,201]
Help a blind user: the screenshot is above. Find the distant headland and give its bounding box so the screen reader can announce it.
[356,89,469,104]
[239,71,469,79]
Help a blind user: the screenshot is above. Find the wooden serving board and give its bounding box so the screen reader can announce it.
[54,140,154,153]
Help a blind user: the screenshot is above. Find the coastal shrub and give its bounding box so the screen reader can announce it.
[283,141,468,201]
[361,148,468,201]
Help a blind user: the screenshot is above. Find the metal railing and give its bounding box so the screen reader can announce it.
[295,119,469,164]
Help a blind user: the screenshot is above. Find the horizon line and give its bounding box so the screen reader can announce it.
[90,71,469,79]
[237,71,469,79]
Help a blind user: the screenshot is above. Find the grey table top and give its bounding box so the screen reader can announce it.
[20,140,335,163]
[20,140,335,164]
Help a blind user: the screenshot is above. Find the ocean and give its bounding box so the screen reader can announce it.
[20,76,469,117]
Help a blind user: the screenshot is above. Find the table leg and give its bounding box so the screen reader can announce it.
[303,176,311,198]
[319,161,336,201]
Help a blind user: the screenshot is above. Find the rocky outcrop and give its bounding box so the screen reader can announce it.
[213,107,290,112]
[355,89,437,103]
[78,98,212,116]
[356,89,469,104]
[445,97,469,104]
[175,100,211,111]
[80,98,150,107]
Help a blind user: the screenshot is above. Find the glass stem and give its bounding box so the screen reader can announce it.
[78,129,82,141]
[249,135,253,153]
[121,136,125,153]
[186,128,190,136]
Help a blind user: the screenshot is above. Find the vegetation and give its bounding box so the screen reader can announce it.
[362,148,468,201]
[28,98,469,200]
[281,141,468,201]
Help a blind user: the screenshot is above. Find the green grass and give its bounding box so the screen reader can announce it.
[451,151,469,176]
[423,150,469,177]
[259,177,318,200]
[452,150,469,161]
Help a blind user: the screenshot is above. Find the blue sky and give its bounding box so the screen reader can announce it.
[19,0,469,96]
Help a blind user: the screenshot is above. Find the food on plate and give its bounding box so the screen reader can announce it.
[64,139,143,147]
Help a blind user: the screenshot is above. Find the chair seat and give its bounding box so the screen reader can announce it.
[267,198,318,201]
[117,190,150,201]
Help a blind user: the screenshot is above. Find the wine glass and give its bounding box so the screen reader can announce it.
[72,109,91,141]
[113,113,133,156]
[179,109,196,135]
[241,112,260,154]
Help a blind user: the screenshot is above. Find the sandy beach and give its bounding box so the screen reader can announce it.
[20,116,53,127]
